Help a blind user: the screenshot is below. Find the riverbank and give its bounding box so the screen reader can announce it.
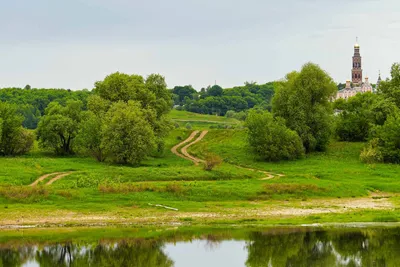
[1,192,398,229]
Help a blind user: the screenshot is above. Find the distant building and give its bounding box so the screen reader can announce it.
[336,40,380,100]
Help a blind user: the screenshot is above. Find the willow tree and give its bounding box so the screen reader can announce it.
[272,63,337,153]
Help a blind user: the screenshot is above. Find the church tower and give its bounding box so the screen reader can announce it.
[352,38,362,86]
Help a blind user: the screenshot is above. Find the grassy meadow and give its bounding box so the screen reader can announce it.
[1,110,400,227]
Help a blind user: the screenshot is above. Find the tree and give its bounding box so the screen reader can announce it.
[94,72,172,156]
[101,101,155,165]
[76,111,105,161]
[172,85,197,105]
[363,112,400,163]
[37,100,83,155]
[379,63,400,107]
[246,110,304,161]
[334,93,375,142]
[207,85,223,97]
[0,102,34,156]
[272,63,337,153]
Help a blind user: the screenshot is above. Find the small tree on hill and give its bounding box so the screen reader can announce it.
[246,110,304,161]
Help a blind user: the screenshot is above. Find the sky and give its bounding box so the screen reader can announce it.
[0,0,399,90]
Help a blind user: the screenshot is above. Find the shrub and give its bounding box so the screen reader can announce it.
[360,139,383,164]
[185,123,192,130]
[246,110,304,161]
[174,122,180,128]
[0,102,34,156]
[11,128,35,155]
[364,113,400,163]
[0,186,49,202]
[225,110,236,118]
[203,154,223,171]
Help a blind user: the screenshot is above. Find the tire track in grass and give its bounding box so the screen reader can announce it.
[29,172,75,186]
[170,130,200,161]
[181,130,208,165]
[29,172,64,187]
[171,129,284,179]
[46,172,75,185]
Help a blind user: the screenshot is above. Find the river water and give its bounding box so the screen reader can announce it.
[1,226,400,266]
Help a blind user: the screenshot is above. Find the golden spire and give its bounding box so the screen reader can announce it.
[354,37,359,48]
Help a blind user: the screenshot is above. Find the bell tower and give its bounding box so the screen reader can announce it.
[351,37,362,86]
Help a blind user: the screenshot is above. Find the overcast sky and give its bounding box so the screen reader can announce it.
[0,0,399,90]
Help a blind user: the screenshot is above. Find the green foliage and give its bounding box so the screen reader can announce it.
[37,100,83,155]
[207,85,223,97]
[101,101,155,165]
[184,82,274,115]
[273,63,336,153]
[172,85,197,105]
[379,63,400,107]
[94,72,172,117]
[93,72,173,159]
[0,102,34,156]
[0,87,91,129]
[246,110,304,161]
[366,112,400,163]
[76,111,105,161]
[334,93,398,142]
[360,139,383,164]
[185,123,192,130]
[334,93,375,141]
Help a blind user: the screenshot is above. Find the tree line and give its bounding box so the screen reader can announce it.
[171,82,275,116]
[0,87,91,129]
[0,73,172,164]
[245,62,400,164]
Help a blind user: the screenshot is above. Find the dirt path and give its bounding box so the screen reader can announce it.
[171,130,284,178]
[29,172,64,187]
[46,172,74,185]
[29,172,74,187]
[171,130,200,160]
[181,130,208,165]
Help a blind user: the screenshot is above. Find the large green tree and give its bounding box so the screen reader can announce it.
[379,63,400,107]
[92,72,173,157]
[101,101,155,165]
[272,63,337,152]
[246,110,304,161]
[37,100,83,155]
[0,102,34,156]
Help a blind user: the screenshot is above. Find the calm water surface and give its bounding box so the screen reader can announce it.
[1,226,400,266]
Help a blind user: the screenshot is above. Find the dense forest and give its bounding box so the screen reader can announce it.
[171,82,275,117]
[0,87,91,129]
[0,81,275,129]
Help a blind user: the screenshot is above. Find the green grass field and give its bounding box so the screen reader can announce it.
[168,109,242,129]
[0,110,400,227]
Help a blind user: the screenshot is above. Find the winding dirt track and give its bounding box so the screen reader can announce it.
[29,172,63,187]
[46,172,74,185]
[171,130,284,179]
[171,130,200,161]
[181,130,208,165]
[29,172,74,187]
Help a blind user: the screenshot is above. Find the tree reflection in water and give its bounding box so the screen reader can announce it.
[1,228,400,266]
[245,228,400,267]
[1,240,173,267]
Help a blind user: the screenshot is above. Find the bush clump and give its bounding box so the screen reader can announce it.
[362,113,400,163]
[203,154,223,171]
[246,110,304,161]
